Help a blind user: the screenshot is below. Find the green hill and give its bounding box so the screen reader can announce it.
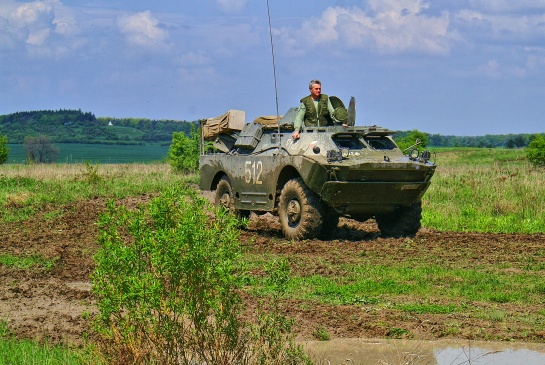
[0,109,197,145]
[0,109,540,149]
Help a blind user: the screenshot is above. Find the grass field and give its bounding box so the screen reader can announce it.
[6,143,170,164]
[1,147,540,233]
[1,147,544,364]
[422,148,544,233]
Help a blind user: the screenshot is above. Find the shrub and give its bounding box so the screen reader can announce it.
[92,186,311,365]
[168,125,200,172]
[0,135,8,164]
[525,134,545,167]
[395,129,429,152]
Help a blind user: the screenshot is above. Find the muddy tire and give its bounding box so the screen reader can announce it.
[376,201,422,238]
[215,176,235,210]
[214,176,250,219]
[278,177,323,240]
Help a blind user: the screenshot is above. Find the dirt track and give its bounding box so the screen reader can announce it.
[1,196,544,345]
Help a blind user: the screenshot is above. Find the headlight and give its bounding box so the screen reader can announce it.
[326,150,343,163]
[409,149,420,160]
[341,148,349,158]
[420,150,431,162]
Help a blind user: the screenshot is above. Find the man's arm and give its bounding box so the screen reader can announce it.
[327,98,335,115]
[292,102,306,140]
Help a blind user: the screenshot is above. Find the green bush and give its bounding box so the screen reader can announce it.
[395,129,429,152]
[168,126,200,172]
[92,186,310,365]
[525,134,545,167]
[0,135,8,164]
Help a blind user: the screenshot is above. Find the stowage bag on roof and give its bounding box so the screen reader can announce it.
[202,109,245,139]
[252,115,282,128]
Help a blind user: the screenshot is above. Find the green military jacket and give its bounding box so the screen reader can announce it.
[300,94,333,127]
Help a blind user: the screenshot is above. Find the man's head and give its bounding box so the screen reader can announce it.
[308,79,322,100]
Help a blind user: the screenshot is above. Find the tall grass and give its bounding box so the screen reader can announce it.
[0,163,194,223]
[0,322,101,365]
[422,148,544,233]
[0,339,91,365]
[1,149,542,233]
[1,148,542,233]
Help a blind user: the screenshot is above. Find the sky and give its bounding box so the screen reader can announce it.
[1,0,545,136]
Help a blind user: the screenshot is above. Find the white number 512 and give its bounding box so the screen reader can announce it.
[244,160,263,184]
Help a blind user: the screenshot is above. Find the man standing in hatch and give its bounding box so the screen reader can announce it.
[292,79,336,140]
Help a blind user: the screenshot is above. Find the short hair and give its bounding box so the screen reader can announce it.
[308,79,321,89]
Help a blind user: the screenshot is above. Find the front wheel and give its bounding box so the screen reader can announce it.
[278,178,323,240]
[214,176,250,219]
[376,201,422,238]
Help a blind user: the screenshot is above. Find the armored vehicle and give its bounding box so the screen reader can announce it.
[199,98,436,240]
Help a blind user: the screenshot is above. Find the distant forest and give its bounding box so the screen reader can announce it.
[0,109,540,148]
[0,109,197,145]
[394,130,534,149]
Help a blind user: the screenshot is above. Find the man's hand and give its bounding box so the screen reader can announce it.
[292,130,300,140]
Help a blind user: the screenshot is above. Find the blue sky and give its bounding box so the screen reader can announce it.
[1,0,544,136]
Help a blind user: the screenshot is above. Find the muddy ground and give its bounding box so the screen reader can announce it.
[1,195,544,346]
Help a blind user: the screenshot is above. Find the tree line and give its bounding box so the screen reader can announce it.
[0,109,538,148]
[395,130,533,149]
[0,109,197,144]
[1,109,544,166]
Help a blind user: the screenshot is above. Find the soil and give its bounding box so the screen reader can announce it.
[1,195,544,346]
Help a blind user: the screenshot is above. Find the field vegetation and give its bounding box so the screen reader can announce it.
[0,163,190,223]
[0,321,100,365]
[2,147,538,233]
[422,148,545,233]
[0,147,544,364]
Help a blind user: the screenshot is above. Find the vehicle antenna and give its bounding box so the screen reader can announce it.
[266,0,282,147]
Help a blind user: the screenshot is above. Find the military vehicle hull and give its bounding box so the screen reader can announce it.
[199,119,436,240]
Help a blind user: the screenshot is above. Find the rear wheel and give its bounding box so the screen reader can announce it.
[376,201,422,238]
[278,178,323,240]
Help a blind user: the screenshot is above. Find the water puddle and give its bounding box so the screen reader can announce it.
[302,338,545,364]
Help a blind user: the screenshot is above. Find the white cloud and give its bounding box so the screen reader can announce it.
[26,26,51,46]
[6,0,56,46]
[217,0,248,13]
[176,51,213,67]
[476,58,528,79]
[0,0,80,51]
[525,47,545,70]
[367,0,430,15]
[456,10,545,41]
[117,11,169,48]
[292,0,456,55]
[8,1,54,28]
[52,5,78,37]
[468,0,545,13]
